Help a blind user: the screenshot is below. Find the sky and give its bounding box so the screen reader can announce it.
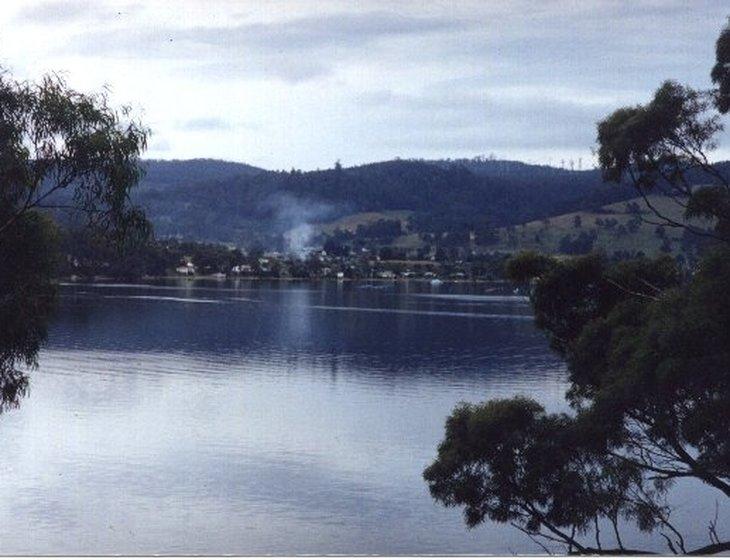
[1,0,729,170]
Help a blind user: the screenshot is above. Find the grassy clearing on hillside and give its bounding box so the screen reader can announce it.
[492,195,712,257]
[309,196,712,261]
[315,210,413,236]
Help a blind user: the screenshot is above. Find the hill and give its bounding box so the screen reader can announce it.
[489,195,713,261]
[139,159,264,189]
[128,158,643,250]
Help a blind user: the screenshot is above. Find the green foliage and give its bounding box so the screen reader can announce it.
[424,398,647,552]
[504,251,554,283]
[57,233,246,279]
[129,158,640,248]
[597,79,730,243]
[355,219,403,242]
[0,212,58,411]
[559,246,730,490]
[557,230,597,255]
[427,250,728,553]
[0,70,150,244]
[685,185,730,238]
[511,253,677,356]
[597,81,722,188]
[429,22,730,553]
[712,25,730,114]
[0,68,148,411]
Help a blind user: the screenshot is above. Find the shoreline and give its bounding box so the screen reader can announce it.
[56,274,511,285]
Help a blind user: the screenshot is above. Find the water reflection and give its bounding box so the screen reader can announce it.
[0,280,570,554]
[0,214,58,413]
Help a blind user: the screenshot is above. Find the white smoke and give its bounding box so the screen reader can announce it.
[263,194,335,258]
[284,223,315,258]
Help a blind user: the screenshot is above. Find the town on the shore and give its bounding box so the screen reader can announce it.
[59,235,513,282]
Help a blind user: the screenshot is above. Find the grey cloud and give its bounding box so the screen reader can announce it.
[192,11,469,51]
[20,0,730,167]
[177,118,233,132]
[102,11,468,52]
[63,11,472,82]
[428,1,727,94]
[360,87,613,118]
[195,56,333,83]
[357,88,608,152]
[16,0,139,24]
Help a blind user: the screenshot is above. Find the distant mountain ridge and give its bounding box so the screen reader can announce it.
[139,159,265,189]
[122,157,730,250]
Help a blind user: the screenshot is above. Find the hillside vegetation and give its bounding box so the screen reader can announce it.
[491,195,714,260]
[48,157,726,258]
[125,157,641,248]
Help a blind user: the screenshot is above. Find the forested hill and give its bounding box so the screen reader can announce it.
[140,159,264,188]
[128,157,717,249]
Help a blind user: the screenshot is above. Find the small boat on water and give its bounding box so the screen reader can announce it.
[431,278,443,285]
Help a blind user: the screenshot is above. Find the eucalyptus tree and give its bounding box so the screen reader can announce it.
[0,69,149,410]
[425,22,730,555]
[712,22,730,114]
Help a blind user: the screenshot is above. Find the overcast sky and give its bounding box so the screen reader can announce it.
[1,1,728,170]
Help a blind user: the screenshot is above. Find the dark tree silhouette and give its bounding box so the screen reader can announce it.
[712,22,730,114]
[0,69,149,410]
[425,21,730,555]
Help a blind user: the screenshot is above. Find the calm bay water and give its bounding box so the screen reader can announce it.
[0,279,571,554]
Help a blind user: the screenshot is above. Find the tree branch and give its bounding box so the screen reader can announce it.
[686,541,730,555]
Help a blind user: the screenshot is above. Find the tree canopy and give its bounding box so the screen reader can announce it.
[712,23,730,114]
[0,70,149,243]
[0,69,148,411]
[425,20,730,555]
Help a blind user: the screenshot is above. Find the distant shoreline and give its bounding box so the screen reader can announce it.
[57,274,511,285]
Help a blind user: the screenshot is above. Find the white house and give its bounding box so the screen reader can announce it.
[176,261,196,275]
[231,264,253,275]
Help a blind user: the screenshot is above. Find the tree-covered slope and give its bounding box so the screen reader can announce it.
[130,158,648,248]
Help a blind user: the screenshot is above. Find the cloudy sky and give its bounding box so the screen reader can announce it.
[1,1,728,169]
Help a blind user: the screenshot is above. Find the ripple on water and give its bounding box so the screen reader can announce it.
[2,282,573,555]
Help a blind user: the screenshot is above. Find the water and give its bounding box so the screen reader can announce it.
[0,279,593,553]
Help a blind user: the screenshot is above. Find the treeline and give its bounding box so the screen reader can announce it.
[57,230,246,279]
[57,225,515,281]
[47,156,730,252]
[82,157,657,248]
